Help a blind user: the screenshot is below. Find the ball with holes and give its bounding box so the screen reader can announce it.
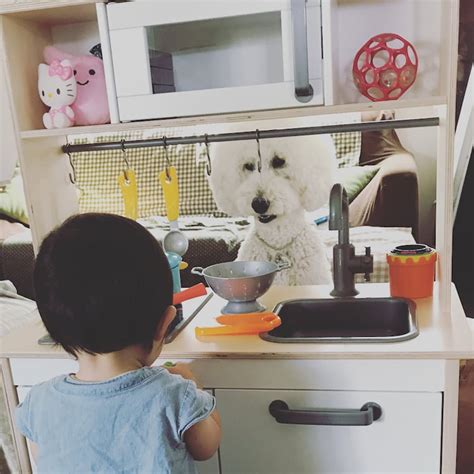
[352,33,418,102]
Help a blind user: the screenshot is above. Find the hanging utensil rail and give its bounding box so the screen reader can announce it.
[62,117,439,154]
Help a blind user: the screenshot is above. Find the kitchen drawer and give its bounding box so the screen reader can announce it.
[10,358,447,391]
[216,389,441,473]
[10,358,78,385]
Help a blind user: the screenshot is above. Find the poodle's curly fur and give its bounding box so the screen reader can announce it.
[209,126,336,285]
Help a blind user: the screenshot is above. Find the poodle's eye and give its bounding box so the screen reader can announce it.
[89,69,96,76]
[56,88,61,95]
[243,162,255,172]
[271,155,286,169]
[73,70,77,76]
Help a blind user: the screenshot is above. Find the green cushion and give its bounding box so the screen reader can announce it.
[335,165,379,202]
[0,171,29,224]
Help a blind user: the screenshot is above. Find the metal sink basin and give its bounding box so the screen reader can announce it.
[260,298,418,343]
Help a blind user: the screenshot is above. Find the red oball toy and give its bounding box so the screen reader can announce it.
[352,33,418,102]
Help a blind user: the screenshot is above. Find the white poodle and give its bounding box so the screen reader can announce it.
[209,127,336,285]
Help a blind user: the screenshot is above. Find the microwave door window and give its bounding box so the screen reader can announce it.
[146,12,285,94]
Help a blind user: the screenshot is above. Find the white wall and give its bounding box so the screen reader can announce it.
[51,21,100,55]
[0,49,19,185]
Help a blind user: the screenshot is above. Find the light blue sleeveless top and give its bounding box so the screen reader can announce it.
[16,367,215,473]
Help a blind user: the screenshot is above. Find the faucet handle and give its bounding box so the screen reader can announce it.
[364,247,373,282]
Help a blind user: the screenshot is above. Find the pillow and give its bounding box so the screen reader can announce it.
[74,127,364,219]
[73,128,223,218]
[331,131,361,168]
[0,170,29,224]
[335,165,379,202]
[0,281,38,337]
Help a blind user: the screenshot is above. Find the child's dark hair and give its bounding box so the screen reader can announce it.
[34,213,173,356]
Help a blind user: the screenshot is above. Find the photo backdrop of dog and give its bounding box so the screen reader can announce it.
[209,122,336,286]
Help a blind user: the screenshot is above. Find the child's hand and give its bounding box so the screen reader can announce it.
[164,363,198,384]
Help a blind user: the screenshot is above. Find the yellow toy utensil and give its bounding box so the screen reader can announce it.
[159,166,179,222]
[159,166,189,256]
[118,169,138,220]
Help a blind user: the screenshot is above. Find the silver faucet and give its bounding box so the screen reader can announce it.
[329,184,373,297]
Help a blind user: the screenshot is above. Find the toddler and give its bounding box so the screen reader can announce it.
[16,213,221,473]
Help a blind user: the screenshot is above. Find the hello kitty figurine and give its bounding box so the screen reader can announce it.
[38,59,77,129]
[44,46,110,125]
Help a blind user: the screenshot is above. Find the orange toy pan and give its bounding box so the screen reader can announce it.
[195,312,281,336]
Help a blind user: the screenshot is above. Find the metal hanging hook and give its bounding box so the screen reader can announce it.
[65,141,84,197]
[256,129,262,172]
[66,143,77,185]
[120,139,131,182]
[162,136,172,181]
[204,134,212,176]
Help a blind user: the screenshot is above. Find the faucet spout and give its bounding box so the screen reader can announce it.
[329,183,349,245]
[328,184,373,297]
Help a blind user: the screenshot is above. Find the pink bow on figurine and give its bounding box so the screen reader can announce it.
[48,60,73,80]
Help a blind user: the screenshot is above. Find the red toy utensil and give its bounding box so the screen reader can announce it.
[172,283,207,305]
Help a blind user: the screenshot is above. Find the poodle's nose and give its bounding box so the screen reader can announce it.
[252,197,270,214]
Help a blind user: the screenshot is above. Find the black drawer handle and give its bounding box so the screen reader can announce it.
[269,400,382,426]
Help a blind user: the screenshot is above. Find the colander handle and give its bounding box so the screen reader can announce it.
[191,267,204,276]
[276,261,291,271]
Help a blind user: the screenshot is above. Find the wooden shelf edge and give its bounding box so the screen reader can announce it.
[0,0,102,15]
[20,96,448,140]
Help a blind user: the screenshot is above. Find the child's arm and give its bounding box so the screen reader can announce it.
[165,363,222,461]
[183,409,221,461]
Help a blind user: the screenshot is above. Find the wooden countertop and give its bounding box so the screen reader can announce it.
[1,283,473,360]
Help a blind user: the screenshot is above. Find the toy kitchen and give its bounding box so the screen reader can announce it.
[0,0,473,473]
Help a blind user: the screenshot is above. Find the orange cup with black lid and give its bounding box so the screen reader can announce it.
[387,244,437,299]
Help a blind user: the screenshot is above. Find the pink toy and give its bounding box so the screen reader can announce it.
[38,59,77,129]
[352,33,418,102]
[44,46,110,125]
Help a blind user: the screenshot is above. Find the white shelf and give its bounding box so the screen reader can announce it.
[0,1,102,16]
[19,96,447,140]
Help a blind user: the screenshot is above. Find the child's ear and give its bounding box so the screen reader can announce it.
[154,306,176,342]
